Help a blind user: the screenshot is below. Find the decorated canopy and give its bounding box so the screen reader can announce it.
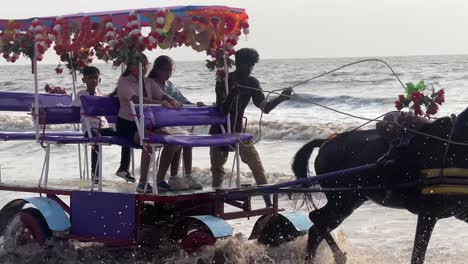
[0,6,249,75]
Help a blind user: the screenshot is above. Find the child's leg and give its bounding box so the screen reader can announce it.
[115,118,134,173]
[140,146,151,184]
[182,147,193,175]
[170,148,182,177]
[89,129,99,177]
[119,147,131,172]
[156,145,180,183]
[181,147,202,189]
[91,145,98,176]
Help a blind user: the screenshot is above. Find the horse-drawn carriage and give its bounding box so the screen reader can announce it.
[0,5,311,262]
[0,4,466,264]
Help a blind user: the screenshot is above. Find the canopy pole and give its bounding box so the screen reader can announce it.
[223,36,231,134]
[70,52,83,180]
[138,62,144,146]
[71,52,77,97]
[33,42,40,142]
[137,14,144,146]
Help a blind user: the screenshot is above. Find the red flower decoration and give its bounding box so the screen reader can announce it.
[435,89,445,105]
[411,91,423,105]
[426,103,439,116]
[413,104,423,116]
[395,100,404,111]
[394,81,446,117]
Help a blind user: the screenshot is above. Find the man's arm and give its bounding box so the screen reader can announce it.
[251,77,292,114]
[262,88,292,113]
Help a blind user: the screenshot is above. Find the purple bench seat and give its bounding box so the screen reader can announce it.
[0,131,84,141]
[41,135,137,148]
[0,91,72,111]
[145,133,253,147]
[0,92,77,141]
[77,96,254,149]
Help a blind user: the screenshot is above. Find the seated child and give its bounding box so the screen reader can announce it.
[147,55,203,190]
[72,66,115,184]
[115,54,183,193]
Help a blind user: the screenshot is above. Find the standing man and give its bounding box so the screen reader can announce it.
[209,48,292,201]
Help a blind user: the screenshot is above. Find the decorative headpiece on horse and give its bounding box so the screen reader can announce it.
[394,80,445,117]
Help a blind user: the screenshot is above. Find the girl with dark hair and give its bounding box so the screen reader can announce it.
[115,55,183,193]
[147,55,203,189]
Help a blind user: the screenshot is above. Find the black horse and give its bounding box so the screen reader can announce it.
[292,109,468,264]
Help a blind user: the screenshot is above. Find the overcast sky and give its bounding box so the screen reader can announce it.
[1,0,468,64]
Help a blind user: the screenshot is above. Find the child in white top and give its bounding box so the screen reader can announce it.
[72,66,115,183]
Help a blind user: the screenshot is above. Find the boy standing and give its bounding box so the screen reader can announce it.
[209,48,292,198]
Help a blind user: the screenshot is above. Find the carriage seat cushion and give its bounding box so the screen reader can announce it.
[0,92,72,111]
[0,131,83,141]
[41,135,139,148]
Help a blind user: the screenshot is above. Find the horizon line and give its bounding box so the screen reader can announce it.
[0,53,467,66]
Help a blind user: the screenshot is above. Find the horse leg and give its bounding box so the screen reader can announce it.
[411,214,437,264]
[324,232,347,264]
[306,191,366,263]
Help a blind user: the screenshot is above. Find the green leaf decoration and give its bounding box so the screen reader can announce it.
[416,80,426,91]
[405,82,417,97]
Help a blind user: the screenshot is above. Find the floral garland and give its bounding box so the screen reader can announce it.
[31,19,52,61]
[95,11,168,66]
[395,81,445,117]
[0,20,27,63]
[0,19,52,63]
[0,8,249,80]
[204,17,249,80]
[145,10,167,50]
[205,48,234,81]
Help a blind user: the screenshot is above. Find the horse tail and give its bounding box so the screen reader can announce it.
[292,138,328,179]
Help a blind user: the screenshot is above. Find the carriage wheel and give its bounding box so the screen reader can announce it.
[256,216,298,246]
[180,229,216,254]
[3,208,51,254]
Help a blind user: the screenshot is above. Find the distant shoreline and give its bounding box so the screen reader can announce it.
[1,53,467,67]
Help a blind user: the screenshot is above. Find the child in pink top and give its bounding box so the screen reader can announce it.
[115,55,182,193]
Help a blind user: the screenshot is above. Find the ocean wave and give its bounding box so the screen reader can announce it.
[330,72,353,77]
[0,114,34,130]
[0,113,358,141]
[0,81,14,86]
[245,120,354,140]
[0,114,73,131]
[310,76,401,85]
[283,93,394,108]
[427,75,445,79]
[458,74,468,80]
